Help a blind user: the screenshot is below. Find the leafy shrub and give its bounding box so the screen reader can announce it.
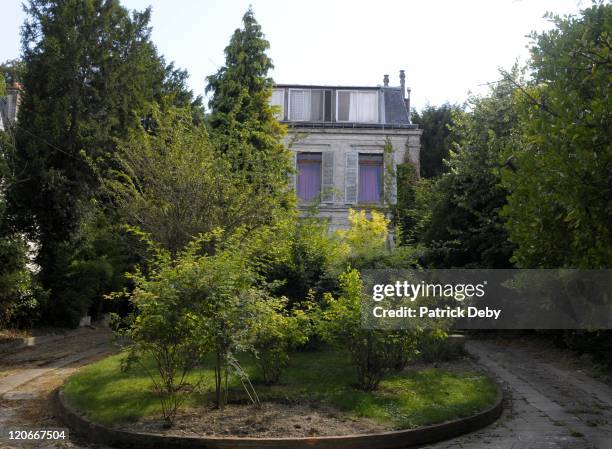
[115,240,208,425]
[336,209,389,263]
[261,216,346,308]
[0,234,38,328]
[250,297,310,384]
[419,331,464,363]
[118,229,304,422]
[319,268,423,391]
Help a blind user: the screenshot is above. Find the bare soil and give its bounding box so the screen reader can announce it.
[124,401,388,438]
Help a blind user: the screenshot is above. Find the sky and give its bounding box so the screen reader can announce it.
[0,0,587,110]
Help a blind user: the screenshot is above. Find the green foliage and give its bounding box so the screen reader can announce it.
[117,229,300,418]
[412,104,462,178]
[0,59,25,86]
[0,234,37,328]
[206,7,295,227]
[257,214,340,308]
[9,0,175,326]
[409,77,518,268]
[0,121,38,328]
[394,162,420,244]
[250,297,310,384]
[115,236,209,425]
[419,333,466,363]
[320,269,423,391]
[501,3,612,268]
[43,211,134,327]
[337,209,389,263]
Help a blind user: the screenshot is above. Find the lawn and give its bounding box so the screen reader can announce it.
[63,350,498,430]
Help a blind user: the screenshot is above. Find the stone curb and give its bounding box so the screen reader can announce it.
[55,384,503,449]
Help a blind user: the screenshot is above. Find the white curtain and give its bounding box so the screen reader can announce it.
[290,90,311,121]
[348,91,377,123]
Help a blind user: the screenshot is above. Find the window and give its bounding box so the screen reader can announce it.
[358,154,383,203]
[337,90,378,123]
[297,152,322,201]
[271,88,284,119]
[289,89,332,121]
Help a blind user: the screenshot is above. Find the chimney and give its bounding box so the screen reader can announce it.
[383,74,389,86]
[399,70,406,98]
[406,87,412,123]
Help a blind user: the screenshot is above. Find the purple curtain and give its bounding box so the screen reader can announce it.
[359,164,382,203]
[297,161,321,201]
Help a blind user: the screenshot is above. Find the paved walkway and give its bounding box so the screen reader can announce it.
[0,327,115,448]
[425,340,612,449]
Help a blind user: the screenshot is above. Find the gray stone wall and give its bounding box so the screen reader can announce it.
[286,127,422,232]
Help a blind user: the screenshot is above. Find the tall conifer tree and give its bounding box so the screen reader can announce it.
[9,0,173,324]
[206,8,294,226]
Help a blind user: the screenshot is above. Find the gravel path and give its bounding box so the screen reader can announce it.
[0,327,116,448]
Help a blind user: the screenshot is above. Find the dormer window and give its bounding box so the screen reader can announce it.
[337,90,378,123]
[289,89,332,122]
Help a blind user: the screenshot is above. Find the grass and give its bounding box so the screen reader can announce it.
[64,350,498,430]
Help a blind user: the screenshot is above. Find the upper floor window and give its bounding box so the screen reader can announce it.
[289,89,332,122]
[337,90,378,123]
[358,153,383,203]
[271,88,284,119]
[297,152,322,202]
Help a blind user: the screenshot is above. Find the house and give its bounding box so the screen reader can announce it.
[0,82,21,132]
[271,70,421,233]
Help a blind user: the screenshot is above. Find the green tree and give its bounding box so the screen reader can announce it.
[0,59,26,87]
[501,3,612,268]
[8,0,178,325]
[106,105,292,258]
[412,104,462,178]
[0,129,37,328]
[206,8,295,228]
[416,77,518,268]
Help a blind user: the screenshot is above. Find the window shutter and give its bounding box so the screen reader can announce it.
[345,152,359,204]
[321,151,334,203]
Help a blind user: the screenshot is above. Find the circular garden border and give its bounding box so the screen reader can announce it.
[55,383,504,449]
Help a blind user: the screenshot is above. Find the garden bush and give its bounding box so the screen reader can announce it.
[320,268,424,391]
[117,228,308,422]
[250,297,310,384]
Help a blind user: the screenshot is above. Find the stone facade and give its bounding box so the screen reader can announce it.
[285,126,421,232]
[273,72,422,233]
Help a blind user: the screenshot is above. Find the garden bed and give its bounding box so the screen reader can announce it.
[123,401,386,437]
[63,351,499,437]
